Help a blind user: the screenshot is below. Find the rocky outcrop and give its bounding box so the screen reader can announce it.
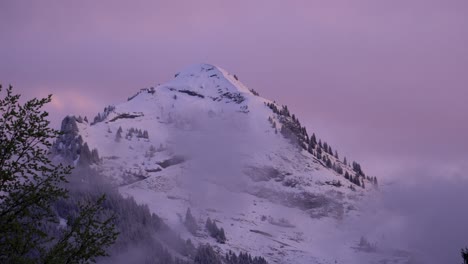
[52,116,100,166]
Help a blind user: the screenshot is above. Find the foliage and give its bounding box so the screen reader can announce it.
[225,250,268,264]
[0,85,117,263]
[205,218,226,244]
[194,244,221,264]
[44,196,118,264]
[184,208,198,235]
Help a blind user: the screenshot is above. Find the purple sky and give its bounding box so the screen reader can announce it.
[1,0,467,179]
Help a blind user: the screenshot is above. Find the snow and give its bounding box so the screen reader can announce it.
[66,63,409,264]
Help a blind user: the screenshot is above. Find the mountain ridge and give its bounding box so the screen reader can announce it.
[51,63,399,264]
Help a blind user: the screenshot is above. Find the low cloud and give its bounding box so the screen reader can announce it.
[357,167,468,263]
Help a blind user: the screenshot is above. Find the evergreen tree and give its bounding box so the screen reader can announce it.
[280,105,290,117]
[462,248,468,264]
[307,143,314,154]
[0,85,117,263]
[335,165,343,175]
[355,176,361,187]
[205,218,226,244]
[217,228,226,244]
[352,161,364,176]
[311,133,317,145]
[115,126,123,142]
[184,208,198,235]
[206,218,213,232]
[194,244,221,264]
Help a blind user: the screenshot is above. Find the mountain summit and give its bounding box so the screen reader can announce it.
[52,64,394,263]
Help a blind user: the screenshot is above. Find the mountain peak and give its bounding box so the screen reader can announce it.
[175,63,220,75]
[52,62,382,264]
[167,63,252,96]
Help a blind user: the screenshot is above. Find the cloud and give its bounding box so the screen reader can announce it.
[38,88,102,127]
[356,168,468,263]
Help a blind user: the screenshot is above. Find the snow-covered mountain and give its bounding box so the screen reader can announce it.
[52,63,409,264]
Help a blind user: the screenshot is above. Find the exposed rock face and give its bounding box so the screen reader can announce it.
[52,116,100,166]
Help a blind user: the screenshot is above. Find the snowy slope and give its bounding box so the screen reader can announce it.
[53,63,410,264]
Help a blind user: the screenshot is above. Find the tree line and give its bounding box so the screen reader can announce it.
[266,102,378,189]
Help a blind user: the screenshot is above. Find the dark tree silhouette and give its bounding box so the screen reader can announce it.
[0,85,117,263]
[184,208,198,235]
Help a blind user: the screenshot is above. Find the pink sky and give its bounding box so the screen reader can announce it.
[1,0,467,179]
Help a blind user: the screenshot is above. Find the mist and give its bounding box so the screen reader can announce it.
[167,108,277,212]
[162,103,468,263]
[355,166,468,263]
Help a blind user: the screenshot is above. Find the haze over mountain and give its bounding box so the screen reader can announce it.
[50,63,420,264]
[2,1,467,263]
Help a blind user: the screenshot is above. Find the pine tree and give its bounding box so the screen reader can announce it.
[317,147,322,155]
[115,126,123,142]
[143,130,149,139]
[194,244,221,264]
[205,218,226,244]
[205,218,213,233]
[311,133,317,144]
[335,165,343,175]
[307,143,314,154]
[308,138,316,151]
[184,208,198,235]
[462,248,468,264]
[91,148,100,163]
[217,228,226,244]
[352,161,364,176]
